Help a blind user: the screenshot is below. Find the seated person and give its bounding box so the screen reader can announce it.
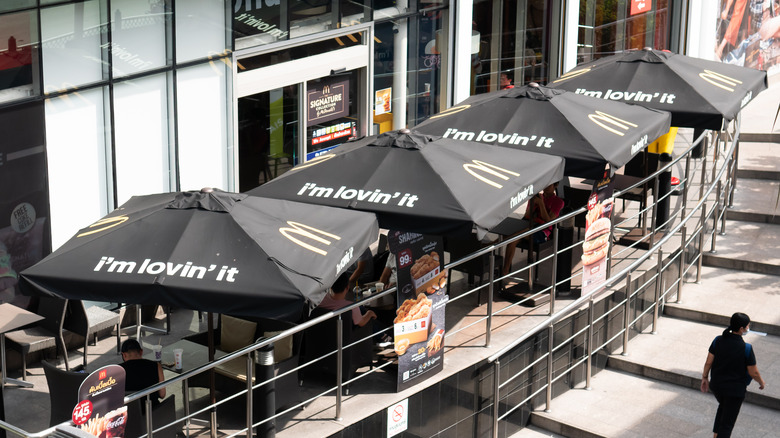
[318,272,377,327]
[346,248,374,290]
[119,339,166,406]
[502,182,564,277]
[378,250,397,290]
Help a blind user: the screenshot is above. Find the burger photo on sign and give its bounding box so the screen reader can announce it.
[581,217,610,267]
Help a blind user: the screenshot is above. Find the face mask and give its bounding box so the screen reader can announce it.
[742,329,749,336]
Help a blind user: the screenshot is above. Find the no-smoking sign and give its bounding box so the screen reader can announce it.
[387,398,408,437]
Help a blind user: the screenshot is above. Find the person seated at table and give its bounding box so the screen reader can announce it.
[501,182,564,277]
[318,272,377,328]
[119,339,166,405]
[346,248,374,290]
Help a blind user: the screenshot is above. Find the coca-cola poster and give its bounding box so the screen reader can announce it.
[76,365,127,438]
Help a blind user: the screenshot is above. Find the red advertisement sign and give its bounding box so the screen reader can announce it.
[630,0,651,16]
[581,172,615,295]
[77,365,127,437]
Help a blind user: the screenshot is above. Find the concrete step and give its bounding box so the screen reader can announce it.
[667,265,780,336]
[508,424,566,438]
[529,369,780,438]
[727,178,780,224]
[736,141,780,179]
[701,220,780,275]
[605,316,780,411]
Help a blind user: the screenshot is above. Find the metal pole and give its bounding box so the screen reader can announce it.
[699,143,708,199]
[145,397,154,438]
[544,323,554,412]
[729,138,739,208]
[720,180,728,236]
[711,182,721,253]
[696,203,707,284]
[486,251,495,347]
[492,360,500,438]
[652,249,663,334]
[335,315,343,421]
[682,153,691,213]
[183,379,191,438]
[255,345,275,438]
[650,174,660,245]
[606,216,614,278]
[677,225,687,303]
[549,225,559,316]
[622,272,632,356]
[585,296,594,391]
[246,354,254,438]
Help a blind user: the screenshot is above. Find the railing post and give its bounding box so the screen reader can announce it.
[622,272,632,356]
[335,315,343,421]
[246,354,254,438]
[720,179,728,236]
[486,250,495,347]
[729,138,739,208]
[650,174,660,245]
[549,225,559,316]
[545,323,554,413]
[606,216,614,279]
[682,153,691,213]
[696,203,707,284]
[255,344,275,438]
[677,225,687,303]
[586,296,594,391]
[711,182,721,253]
[652,249,664,334]
[492,360,501,438]
[145,396,154,438]
[699,141,708,199]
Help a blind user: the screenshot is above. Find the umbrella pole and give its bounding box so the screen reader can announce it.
[208,312,217,438]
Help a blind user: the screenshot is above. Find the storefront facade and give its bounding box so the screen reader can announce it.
[0,0,718,306]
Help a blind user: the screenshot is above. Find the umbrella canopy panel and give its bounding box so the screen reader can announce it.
[21,190,379,321]
[415,83,671,179]
[249,130,566,236]
[550,48,768,130]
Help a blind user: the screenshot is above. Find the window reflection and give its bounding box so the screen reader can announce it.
[0,10,38,103]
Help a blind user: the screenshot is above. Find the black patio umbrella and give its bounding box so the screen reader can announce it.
[248,129,566,237]
[20,188,379,322]
[549,48,768,130]
[414,83,672,179]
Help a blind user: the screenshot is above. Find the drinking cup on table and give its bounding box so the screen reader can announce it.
[375,282,384,293]
[173,348,183,370]
[151,345,162,362]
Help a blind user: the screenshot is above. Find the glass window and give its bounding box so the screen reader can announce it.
[113,74,170,206]
[234,0,288,50]
[177,62,230,192]
[289,0,332,39]
[0,1,35,14]
[110,0,169,78]
[41,1,106,94]
[45,87,110,249]
[408,9,445,127]
[176,0,228,63]
[340,0,368,28]
[0,10,39,103]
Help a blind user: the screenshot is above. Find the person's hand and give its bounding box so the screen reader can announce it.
[700,377,709,393]
[759,381,765,390]
[366,310,377,320]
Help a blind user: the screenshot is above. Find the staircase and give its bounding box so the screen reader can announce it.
[510,85,780,438]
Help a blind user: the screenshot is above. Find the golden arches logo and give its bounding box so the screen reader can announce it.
[699,69,742,92]
[587,111,638,136]
[278,221,342,256]
[427,104,471,120]
[552,67,592,84]
[463,160,520,189]
[296,154,336,170]
[77,216,129,237]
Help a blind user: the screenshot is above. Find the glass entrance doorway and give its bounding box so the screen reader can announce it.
[235,30,371,192]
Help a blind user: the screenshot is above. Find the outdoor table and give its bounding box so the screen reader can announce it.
[0,303,45,389]
[144,339,210,433]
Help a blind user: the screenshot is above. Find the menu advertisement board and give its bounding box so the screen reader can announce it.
[307,78,349,125]
[716,0,780,73]
[388,230,447,392]
[76,365,127,437]
[580,172,615,295]
[374,87,392,116]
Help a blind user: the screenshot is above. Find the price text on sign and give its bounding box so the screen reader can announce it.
[398,249,413,268]
[72,400,93,425]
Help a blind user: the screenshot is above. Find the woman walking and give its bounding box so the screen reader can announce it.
[700,312,766,438]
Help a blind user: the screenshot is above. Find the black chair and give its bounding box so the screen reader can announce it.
[124,395,177,438]
[64,301,121,368]
[41,360,88,427]
[6,297,69,376]
[301,307,373,390]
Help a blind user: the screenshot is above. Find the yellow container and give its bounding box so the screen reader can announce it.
[648,126,678,155]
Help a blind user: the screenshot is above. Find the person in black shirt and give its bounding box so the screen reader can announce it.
[700,312,766,438]
[119,339,166,405]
